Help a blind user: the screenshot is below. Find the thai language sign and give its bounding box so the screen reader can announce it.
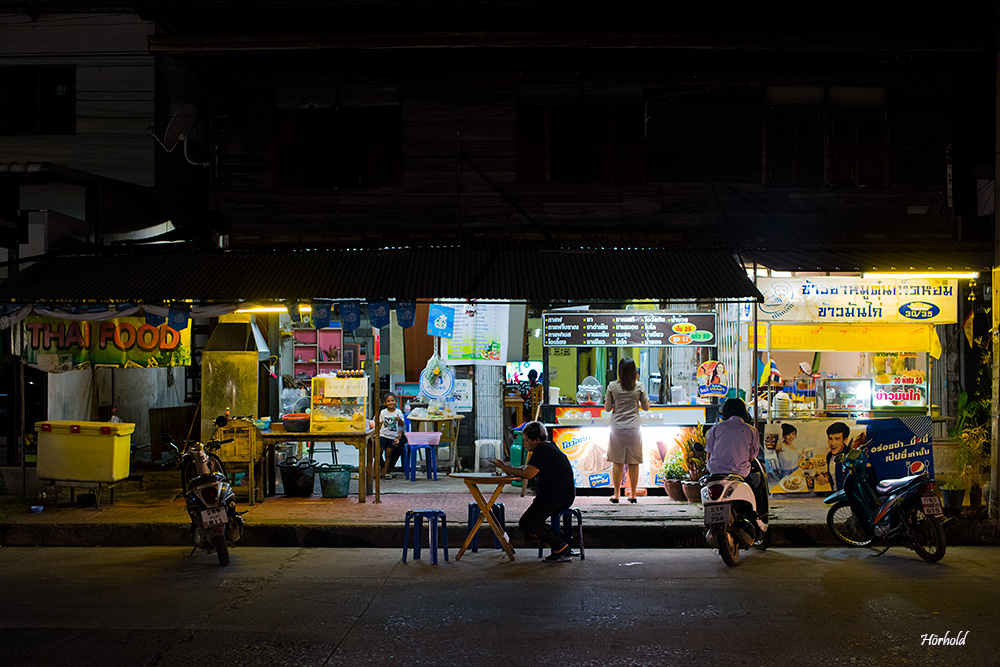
[21,316,191,372]
[543,311,716,347]
[755,277,957,324]
[444,302,509,366]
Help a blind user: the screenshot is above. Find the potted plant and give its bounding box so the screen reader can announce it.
[659,449,687,502]
[677,425,707,502]
[956,423,989,507]
[940,475,966,508]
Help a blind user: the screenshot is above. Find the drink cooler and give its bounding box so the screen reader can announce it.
[36,421,135,482]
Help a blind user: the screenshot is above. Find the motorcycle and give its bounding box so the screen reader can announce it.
[700,458,770,566]
[824,440,945,562]
[162,416,244,566]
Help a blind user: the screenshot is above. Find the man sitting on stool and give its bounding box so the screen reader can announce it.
[492,420,578,562]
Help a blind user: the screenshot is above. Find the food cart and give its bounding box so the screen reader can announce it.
[540,309,723,489]
[750,276,956,494]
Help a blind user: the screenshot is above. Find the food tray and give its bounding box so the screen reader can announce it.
[405,431,442,445]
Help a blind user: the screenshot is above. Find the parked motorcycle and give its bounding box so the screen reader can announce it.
[824,440,945,562]
[162,416,244,566]
[701,458,770,566]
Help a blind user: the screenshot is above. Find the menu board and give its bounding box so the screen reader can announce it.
[543,311,716,348]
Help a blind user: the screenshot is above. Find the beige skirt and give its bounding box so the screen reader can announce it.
[607,427,643,465]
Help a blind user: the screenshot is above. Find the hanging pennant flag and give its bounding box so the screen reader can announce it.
[144,310,166,327]
[168,304,190,331]
[369,301,390,329]
[285,300,301,323]
[396,300,416,329]
[962,310,974,348]
[340,300,361,333]
[311,300,331,329]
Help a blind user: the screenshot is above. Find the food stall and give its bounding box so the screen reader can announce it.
[750,276,956,495]
[540,309,722,489]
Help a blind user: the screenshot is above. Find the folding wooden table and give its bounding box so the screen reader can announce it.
[449,472,518,561]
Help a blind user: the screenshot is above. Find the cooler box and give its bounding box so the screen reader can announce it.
[36,421,135,482]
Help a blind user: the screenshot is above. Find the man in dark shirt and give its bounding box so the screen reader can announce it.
[492,420,577,562]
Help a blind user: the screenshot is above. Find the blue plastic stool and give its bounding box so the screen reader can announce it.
[537,507,585,560]
[467,502,505,552]
[404,443,438,481]
[402,509,448,564]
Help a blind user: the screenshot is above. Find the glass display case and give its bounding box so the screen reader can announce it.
[821,378,872,413]
[310,375,369,433]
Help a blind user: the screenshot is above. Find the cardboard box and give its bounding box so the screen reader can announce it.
[36,421,135,482]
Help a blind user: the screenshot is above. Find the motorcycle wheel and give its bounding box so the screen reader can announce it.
[906,507,946,563]
[827,501,874,547]
[719,530,740,567]
[215,535,230,566]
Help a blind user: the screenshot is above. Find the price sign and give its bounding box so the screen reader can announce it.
[543,311,716,348]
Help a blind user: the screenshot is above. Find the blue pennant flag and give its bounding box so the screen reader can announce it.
[168,305,189,331]
[340,300,361,333]
[395,301,416,329]
[311,301,331,329]
[144,311,166,327]
[369,301,390,329]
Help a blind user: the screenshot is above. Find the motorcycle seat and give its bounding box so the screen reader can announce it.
[875,472,928,495]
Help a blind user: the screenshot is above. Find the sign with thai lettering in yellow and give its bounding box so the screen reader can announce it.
[21,317,191,372]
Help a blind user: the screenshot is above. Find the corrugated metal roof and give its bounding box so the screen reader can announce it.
[0,247,762,304]
[745,248,993,273]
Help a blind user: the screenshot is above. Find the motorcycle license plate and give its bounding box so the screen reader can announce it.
[921,496,943,516]
[200,507,227,527]
[704,502,731,526]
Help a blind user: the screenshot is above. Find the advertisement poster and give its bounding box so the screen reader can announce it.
[426,304,455,338]
[756,277,958,324]
[444,302,509,366]
[552,424,695,489]
[764,417,934,494]
[452,379,473,412]
[696,360,728,398]
[763,419,863,494]
[21,316,191,372]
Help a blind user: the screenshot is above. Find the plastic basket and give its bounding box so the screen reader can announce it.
[404,431,442,445]
[317,463,352,498]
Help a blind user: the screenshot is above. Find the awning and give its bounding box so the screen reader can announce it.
[746,323,943,358]
[0,247,763,304]
[744,248,993,274]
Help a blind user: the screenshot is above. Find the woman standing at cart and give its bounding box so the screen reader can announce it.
[604,357,650,504]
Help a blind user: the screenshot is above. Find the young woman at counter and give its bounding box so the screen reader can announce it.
[604,357,650,504]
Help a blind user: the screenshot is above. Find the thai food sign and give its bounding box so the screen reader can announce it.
[21,316,191,372]
[754,277,957,324]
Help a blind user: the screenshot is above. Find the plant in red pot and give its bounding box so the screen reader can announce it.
[677,425,707,503]
[659,449,687,502]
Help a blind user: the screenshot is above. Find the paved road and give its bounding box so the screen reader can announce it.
[2,546,997,666]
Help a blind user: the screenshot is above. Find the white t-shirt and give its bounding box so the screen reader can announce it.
[379,408,404,441]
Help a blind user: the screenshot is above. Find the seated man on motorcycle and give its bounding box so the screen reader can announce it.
[705,398,767,515]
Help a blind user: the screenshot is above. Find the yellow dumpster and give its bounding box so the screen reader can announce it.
[36,421,135,482]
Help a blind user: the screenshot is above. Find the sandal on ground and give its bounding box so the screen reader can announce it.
[610,497,619,504]
[628,497,637,504]
[544,545,572,562]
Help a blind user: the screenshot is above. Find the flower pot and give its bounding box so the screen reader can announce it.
[968,485,983,507]
[682,480,703,503]
[664,479,686,502]
[941,488,965,508]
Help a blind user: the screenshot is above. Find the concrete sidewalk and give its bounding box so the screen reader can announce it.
[1,473,996,548]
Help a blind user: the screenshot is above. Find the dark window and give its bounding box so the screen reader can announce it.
[276,104,402,188]
[0,66,75,135]
[764,86,887,187]
[517,84,644,184]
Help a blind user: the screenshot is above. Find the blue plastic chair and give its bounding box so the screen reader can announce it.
[467,502,505,552]
[404,443,438,481]
[402,509,448,564]
[537,507,585,560]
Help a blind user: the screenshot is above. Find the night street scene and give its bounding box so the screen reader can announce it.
[1,1,999,665]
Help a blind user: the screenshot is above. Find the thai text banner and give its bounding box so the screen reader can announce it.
[755,277,957,324]
[21,316,192,372]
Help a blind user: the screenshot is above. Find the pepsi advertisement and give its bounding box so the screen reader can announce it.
[858,416,934,480]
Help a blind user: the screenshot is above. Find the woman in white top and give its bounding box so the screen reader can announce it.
[604,357,650,504]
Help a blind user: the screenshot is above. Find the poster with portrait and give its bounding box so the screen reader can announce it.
[763,419,863,494]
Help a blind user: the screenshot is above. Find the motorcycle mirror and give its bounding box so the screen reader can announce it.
[160,433,173,444]
[214,415,228,428]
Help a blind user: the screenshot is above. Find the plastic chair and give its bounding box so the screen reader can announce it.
[537,507,585,560]
[404,443,438,481]
[402,509,448,564]
[467,502,505,551]
[473,439,503,473]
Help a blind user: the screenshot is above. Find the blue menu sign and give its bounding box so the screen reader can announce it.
[427,304,455,338]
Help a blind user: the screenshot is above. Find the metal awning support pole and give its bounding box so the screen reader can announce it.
[752,263,760,431]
